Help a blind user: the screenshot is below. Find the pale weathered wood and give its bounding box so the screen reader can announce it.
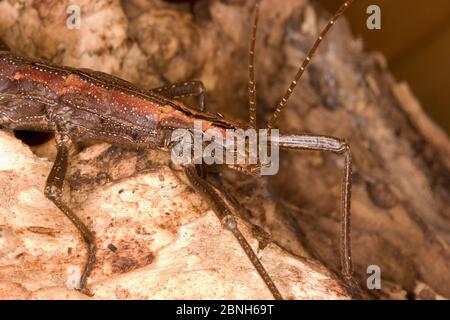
[0,130,351,299]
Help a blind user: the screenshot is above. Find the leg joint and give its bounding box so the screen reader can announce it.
[221,215,237,230]
[336,139,351,154]
[44,185,62,200]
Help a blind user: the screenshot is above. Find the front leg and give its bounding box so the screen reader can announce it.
[44,133,96,295]
[273,134,353,279]
[184,165,283,300]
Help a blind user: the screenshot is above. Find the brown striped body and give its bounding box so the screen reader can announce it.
[0,51,241,150]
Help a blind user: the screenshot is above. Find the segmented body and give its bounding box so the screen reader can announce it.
[0,49,282,298]
[0,51,239,149]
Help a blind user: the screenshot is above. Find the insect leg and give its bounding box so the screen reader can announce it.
[248,3,260,129]
[207,171,246,217]
[44,133,96,295]
[192,165,248,218]
[272,134,353,279]
[184,165,283,300]
[151,81,206,111]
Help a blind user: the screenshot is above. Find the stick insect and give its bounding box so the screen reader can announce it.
[0,0,354,299]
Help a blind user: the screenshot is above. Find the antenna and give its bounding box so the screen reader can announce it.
[267,0,355,129]
[248,3,260,129]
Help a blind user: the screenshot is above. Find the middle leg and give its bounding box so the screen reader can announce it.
[151,81,206,111]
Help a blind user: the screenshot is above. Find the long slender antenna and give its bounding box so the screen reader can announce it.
[248,3,260,129]
[267,0,354,129]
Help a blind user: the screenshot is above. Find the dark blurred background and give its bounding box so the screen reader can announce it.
[319,0,450,135]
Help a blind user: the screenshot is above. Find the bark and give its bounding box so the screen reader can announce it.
[0,0,449,299]
[0,131,350,299]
